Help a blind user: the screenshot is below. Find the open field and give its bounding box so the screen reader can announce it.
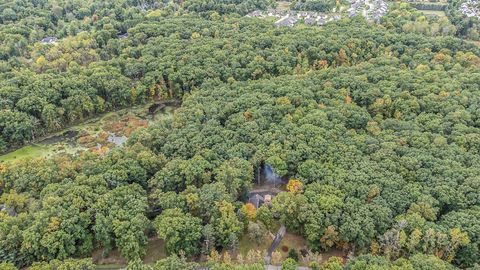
[237,233,272,256]
[277,1,291,10]
[419,9,447,16]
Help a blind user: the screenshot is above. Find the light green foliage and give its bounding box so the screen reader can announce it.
[0,263,17,270]
[127,259,154,270]
[271,192,308,232]
[211,201,243,249]
[382,4,456,37]
[210,263,265,270]
[154,254,198,270]
[214,158,253,199]
[281,258,298,270]
[320,257,343,270]
[256,205,274,230]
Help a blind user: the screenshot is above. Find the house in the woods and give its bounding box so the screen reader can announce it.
[249,194,265,209]
[304,17,316,25]
[41,37,57,44]
[117,33,129,39]
[247,191,278,208]
[246,10,263,17]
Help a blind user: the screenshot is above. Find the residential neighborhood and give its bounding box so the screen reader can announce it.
[348,0,388,21]
[246,0,388,27]
[246,8,344,26]
[459,0,480,19]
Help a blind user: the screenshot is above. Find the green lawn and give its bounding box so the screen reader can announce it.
[274,232,307,256]
[419,10,446,17]
[237,234,272,256]
[0,144,53,162]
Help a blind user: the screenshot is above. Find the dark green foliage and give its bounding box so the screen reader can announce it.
[94,184,149,261]
[1,10,478,150]
[287,248,299,262]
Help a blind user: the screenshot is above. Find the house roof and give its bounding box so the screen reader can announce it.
[41,37,57,43]
[248,194,264,208]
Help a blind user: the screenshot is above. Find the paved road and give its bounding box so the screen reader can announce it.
[264,224,287,264]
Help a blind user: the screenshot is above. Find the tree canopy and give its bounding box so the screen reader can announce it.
[0,0,480,269]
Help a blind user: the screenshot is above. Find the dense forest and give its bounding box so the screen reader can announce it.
[1,0,480,269]
[0,0,274,151]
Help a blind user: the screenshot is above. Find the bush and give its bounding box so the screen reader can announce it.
[0,263,17,270]
[287,248,299,262]
[247,222,266,244]
[281,258,298,270]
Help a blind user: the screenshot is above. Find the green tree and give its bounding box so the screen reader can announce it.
[211,201,242,249]
[154,208,203,256]
[154,254,198,270]
[94,184,148,261]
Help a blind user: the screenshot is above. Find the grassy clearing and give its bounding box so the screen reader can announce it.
[92,247,127,266]
[0,144,53,162]
[277,1,291,10]
[143,237,167,264]
[419,9,446,17]
[237,233,272,256]
[93,237,166,268]
[274,231,346,266]
[274,232,307,256]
